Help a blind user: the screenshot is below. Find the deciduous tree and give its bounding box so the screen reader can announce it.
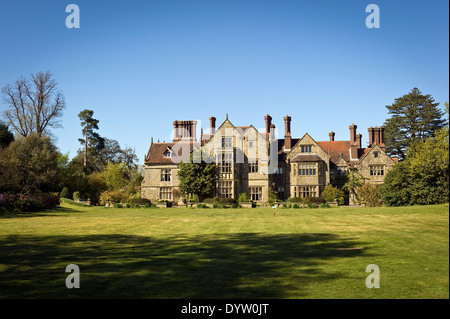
[2,71,65,137]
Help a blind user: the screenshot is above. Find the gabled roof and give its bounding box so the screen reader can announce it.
[291,154,325,162]
[145,142,198,164]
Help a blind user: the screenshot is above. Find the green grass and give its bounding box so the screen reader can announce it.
[0,203,448,299]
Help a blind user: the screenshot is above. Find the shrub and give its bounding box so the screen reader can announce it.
[303,196,325,205]
[113,203,123,208]
[203,198,214,204]
[36,193,60,209]
[59,187,70,199]
[129,198,151,205]
[282,203,287,209]
[150,204,157,208]
[320,203,330,208]
[197,203,208,209]
[144,204,150,208]
[14,196,43,212]
[309,203,318,208]
[288,197,302,203]
[220,204,227,209]
[293,204,299,209]
[238,193,249,203]
[73,191,81,200]
[231,203,238,208]
[338,196,345,206]
[125,203,131,208]
[212,203,218,209]
[358,183,383,207]
[100,190,127,205]
[321,185,345,203]
[134,204,141,208]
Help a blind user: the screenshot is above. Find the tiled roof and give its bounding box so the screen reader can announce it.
[291,154,324,162]
[145,142,198,164]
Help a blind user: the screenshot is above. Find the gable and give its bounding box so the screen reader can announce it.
[287,133,330,163]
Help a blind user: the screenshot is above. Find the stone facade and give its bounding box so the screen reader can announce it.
[142,115,397,204]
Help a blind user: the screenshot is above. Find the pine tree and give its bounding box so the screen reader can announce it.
[384,88,447,161]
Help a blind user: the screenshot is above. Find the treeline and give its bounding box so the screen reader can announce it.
[0,71,143,212]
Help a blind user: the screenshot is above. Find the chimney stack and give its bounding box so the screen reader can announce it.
[264,114,272,135]
[329,131,335,142]
[209,116,216,135]
[356,133,362,148]
[349,124,357,144]
[284,115,292,151]
[368,127,374,147]
[374,126,380,145]
[173,120,197,142]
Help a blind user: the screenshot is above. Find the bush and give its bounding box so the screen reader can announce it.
[303,196,325,205]
[321,185,345,203]
[288,197,302,203]
[59,187,70,199]
[197,203,208,209]
[309,203,318,208]
[203,198,214,204]
[238,193,249,203]
[212,203,218,209]
[100,190,127,205]
[114,203,123,208]
[129,198,151,205]
[358,183,383,207]
[134,204,141,208]
[73,191,81,200]
[144,204,150,208]
[282,203,288,209]
[320,203,330,208]
[13,196,43,212]
[220,204,227,209]
[125,203,131,208]
[36,193,60,209]
[338,196,345,206]
[231,203,238,208]
[293,204,300,209]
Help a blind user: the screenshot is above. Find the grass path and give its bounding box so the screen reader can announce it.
[0,203,448,298]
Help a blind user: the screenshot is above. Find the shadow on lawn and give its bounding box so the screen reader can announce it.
[0,233,368,299]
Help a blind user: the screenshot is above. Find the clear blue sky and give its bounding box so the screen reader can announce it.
[0,0,448,163]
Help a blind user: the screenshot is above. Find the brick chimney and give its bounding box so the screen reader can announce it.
[264,114,272,135]
[173,120,197,142]
[349,124,358,160]
[356,133,362,148]
[284,115,292,151]
[209,116,216,135]
[374,126,380,145]
[329,131,335,142]
[349,124,357,144]
[368,127,374,147]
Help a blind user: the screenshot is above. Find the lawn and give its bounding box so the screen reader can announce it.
[0,202,448,299]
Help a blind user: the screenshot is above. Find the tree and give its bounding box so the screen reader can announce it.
[342,170,367,205]
[78,109,105,169]
[0,134,59,194]
[178,153,216,202]
[321,185,345,203]
[0,122,14,148]
[357,183,383,207]
[382,102,449,206]
[2,71,65,137]
[384,88,447,161]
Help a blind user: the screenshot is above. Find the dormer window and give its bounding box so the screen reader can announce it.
[163,149,172,158]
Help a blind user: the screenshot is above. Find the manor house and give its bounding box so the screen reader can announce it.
[141,115,397,204]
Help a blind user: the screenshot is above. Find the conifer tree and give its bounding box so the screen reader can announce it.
[384,88,447,161]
